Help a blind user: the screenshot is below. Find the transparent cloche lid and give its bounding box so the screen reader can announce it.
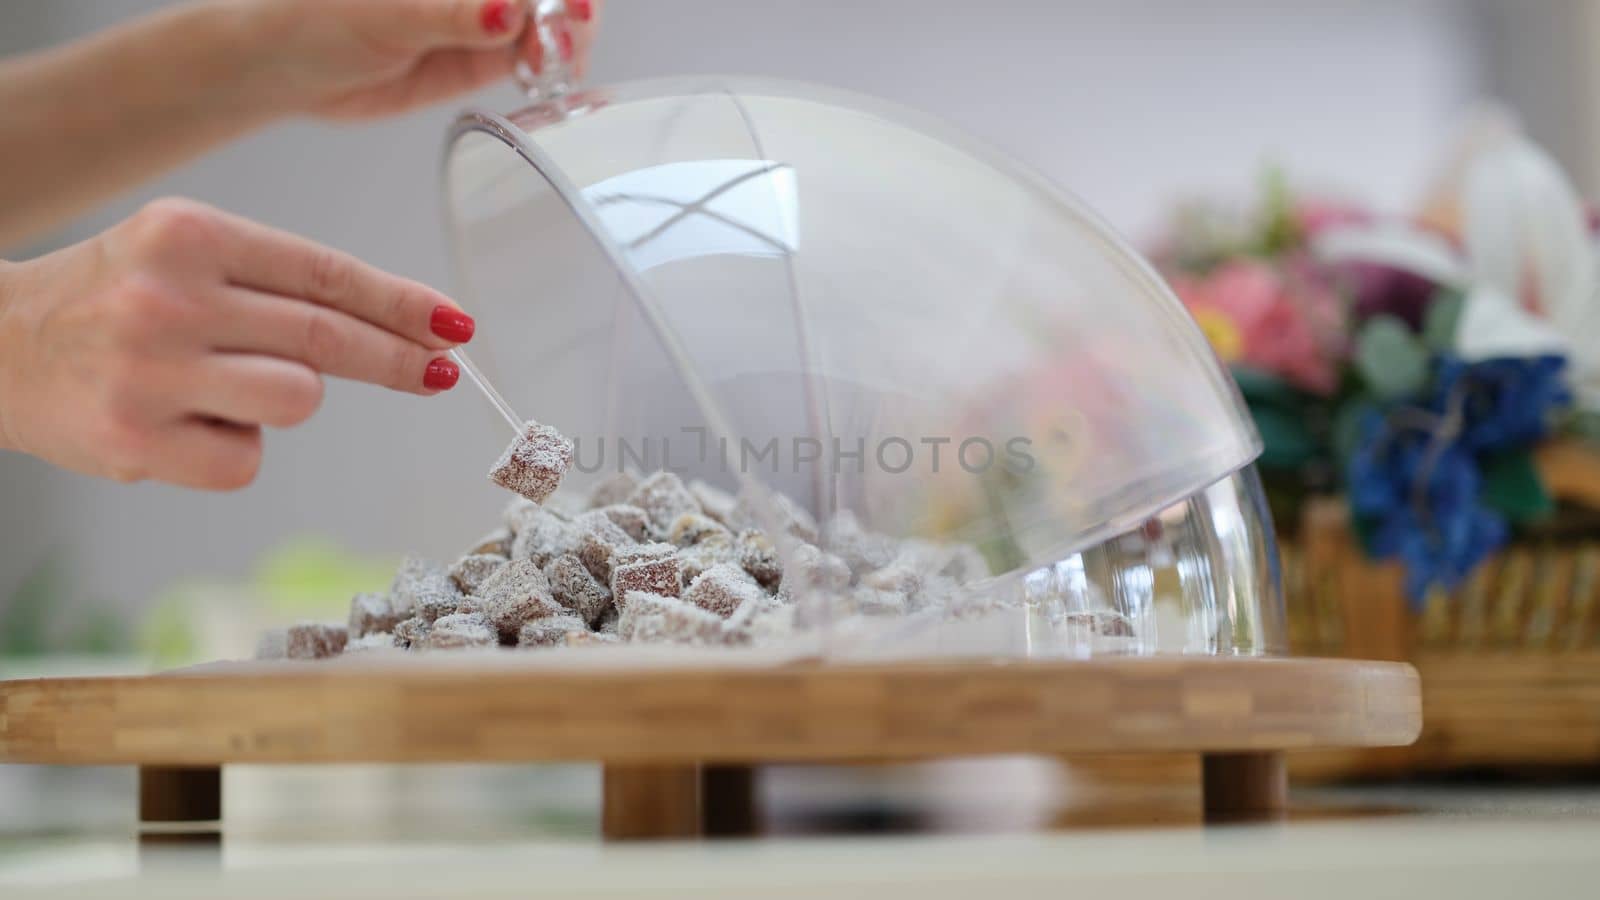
[442,8,1283,657]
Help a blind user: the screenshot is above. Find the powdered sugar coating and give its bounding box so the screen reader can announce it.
[489,420,574,503]
[511,506,577,567]
[544,553,613,626]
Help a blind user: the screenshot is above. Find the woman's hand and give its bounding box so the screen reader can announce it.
[0,0,606,247]
[0,198,475,490]
[250,0,605,121]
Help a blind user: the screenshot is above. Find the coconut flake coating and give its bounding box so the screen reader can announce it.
[393,616,431,648]
[426,613,497,649]
[735,530,784,589]
[511,506,577,567]
[683,563,767,619]
[544,553,613,626]
[450,554,506,596]
[517,613,589,648]
[573,510,639,582]
[286,623,348,660]
[611,554,682,609]
[667,513,731,548]
[478,558,565,641]
[687,479,738,526]
[489,420,574,504]
[626,471,702,536]
[348,592,406,639]
[618,591,725,645]
[587,471,639,509]
[389,555,456,619]
[598,504,651,541]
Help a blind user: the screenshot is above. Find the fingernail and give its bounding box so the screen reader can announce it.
[557,25,574,62]
[480,0,514,34]
[569,0,593,22]
[430,305,475,343]
[424,358,461,391]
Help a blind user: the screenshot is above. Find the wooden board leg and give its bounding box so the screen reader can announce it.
[1201,752,1287,824]
[702,764,760,837]
[138,766,222,866]
[139,765,221,823]
[602,764,703,841]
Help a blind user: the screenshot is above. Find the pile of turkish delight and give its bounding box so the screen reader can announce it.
[257,421,990,660]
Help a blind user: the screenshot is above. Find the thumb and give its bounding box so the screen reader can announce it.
[364,0,527,49]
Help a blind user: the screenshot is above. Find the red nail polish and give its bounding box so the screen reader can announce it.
[557,26,574,62]
[569,0,593,22]
[424,358,461,391]
[480,0,514,34]
[430,305,476,343]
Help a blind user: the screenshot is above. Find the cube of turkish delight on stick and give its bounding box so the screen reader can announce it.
[488,420,574,504]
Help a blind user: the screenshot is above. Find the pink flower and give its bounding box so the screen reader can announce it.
[1173,259,1344,395]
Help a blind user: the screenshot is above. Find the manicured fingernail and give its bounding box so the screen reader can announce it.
[430,305,476,343]
[480,0,514,34]
[569,0,593,22]
[424,358,460,391]
[557,25,574,62]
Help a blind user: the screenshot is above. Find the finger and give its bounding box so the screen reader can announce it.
[394,47,517,108]
[214,286,461,395]
[187,353,325,429]
[360,0,527,49]
[145,418,265,492]
[205,209,473,351]
[516,21,545,76]
[570,0,600,80]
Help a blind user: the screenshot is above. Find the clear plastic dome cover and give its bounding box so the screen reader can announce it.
[443,76,1284,657]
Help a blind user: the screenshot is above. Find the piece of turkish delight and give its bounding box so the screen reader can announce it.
[544,553,613,626]
[683,563,767,618]
[478,557,566,642]
[573,510,639,582]
[285,623,348,659]
[618,591,724,645]
[611,553,682,610]
[598,504,651,541]
[449,554,506,596]
[587,471,639,509]
[516,613,589,648]
[626,471,701,537]
[425,613,497,649]
[348,592,406,639]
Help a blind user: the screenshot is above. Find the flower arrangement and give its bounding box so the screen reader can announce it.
[1153,120,1600,604]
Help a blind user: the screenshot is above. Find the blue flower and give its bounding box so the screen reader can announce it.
[1345,354,1567,605]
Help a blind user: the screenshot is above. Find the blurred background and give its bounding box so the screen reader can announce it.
[6,0,1600,865]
